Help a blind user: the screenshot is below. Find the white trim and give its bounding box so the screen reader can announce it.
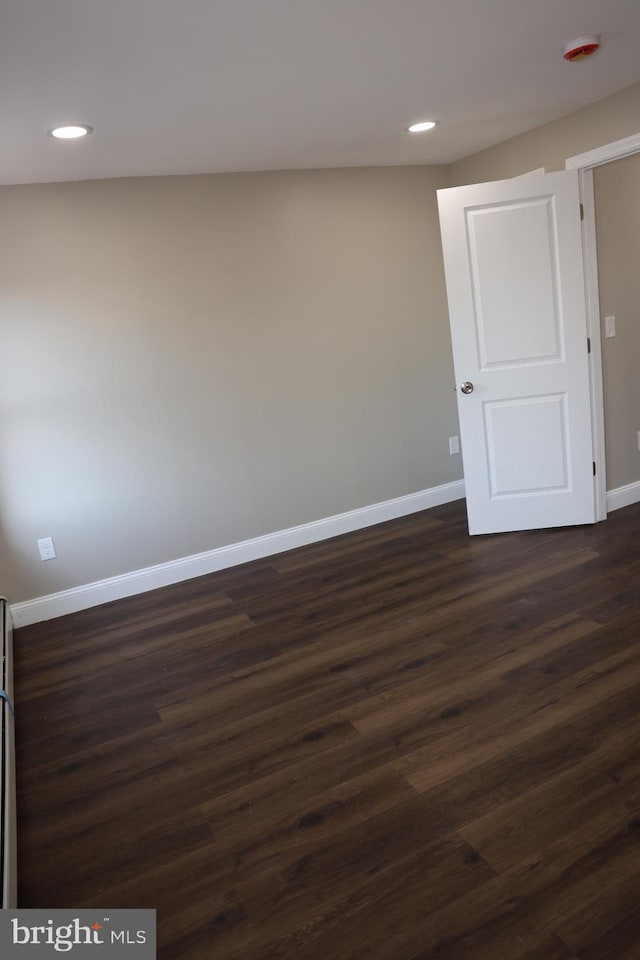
[566,133,640,171]
[566,132,640,521]
[606,480,640,513]
[579,167,607,521]
[513,167,546,178]
[10,479,466,627]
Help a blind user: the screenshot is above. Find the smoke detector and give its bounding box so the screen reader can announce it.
[563,36,600,62]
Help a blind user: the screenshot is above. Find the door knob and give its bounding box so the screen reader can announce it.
[460,381,474,395]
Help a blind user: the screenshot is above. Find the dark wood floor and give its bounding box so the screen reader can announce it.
[14,499,640,958]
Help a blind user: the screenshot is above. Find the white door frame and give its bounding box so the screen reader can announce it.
[566,132,640,521]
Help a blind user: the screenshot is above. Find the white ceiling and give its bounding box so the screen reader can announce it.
[3,0,640,185]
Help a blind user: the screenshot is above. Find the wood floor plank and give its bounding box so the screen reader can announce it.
[512,938,579,960]
[200,764,416,878]
[346,613,601,737]
[203,831,494,960]
[156,622,447,729]
[16,611,256,704]
[498,610,640,695]
[570,904,640,960]
[14,498,640,958]
[458,726,638,871]
[396,640,640,794]
[553,867,640,957]
[361,805,635,960]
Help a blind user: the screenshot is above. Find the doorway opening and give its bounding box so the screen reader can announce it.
[567,132,640,520]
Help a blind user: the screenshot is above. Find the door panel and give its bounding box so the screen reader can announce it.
[469,198,562,366]
[485,394,568,496]
[438,170,594,535]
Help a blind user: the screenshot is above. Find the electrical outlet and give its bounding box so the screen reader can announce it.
[37,536,56,561]
[449,435,460,455]
[604,315,616,338]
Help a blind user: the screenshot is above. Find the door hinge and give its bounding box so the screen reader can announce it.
[593,462,596,476]
[587,337,591,353]
[580,202,585,221]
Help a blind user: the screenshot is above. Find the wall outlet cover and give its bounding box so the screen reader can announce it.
[37,537,56,561]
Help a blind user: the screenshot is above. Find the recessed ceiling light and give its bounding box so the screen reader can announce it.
[407,120,438,133]
[48,124,93,140]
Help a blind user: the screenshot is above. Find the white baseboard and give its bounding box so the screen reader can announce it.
[10,479,465,627]
[606,479,640,513]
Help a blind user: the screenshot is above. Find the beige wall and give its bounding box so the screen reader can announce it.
[5,80,640,605]
[0,165,459,602]
[451,80,640,185]
[594,152,640,490]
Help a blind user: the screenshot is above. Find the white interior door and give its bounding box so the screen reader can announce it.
[438,170,595,535]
